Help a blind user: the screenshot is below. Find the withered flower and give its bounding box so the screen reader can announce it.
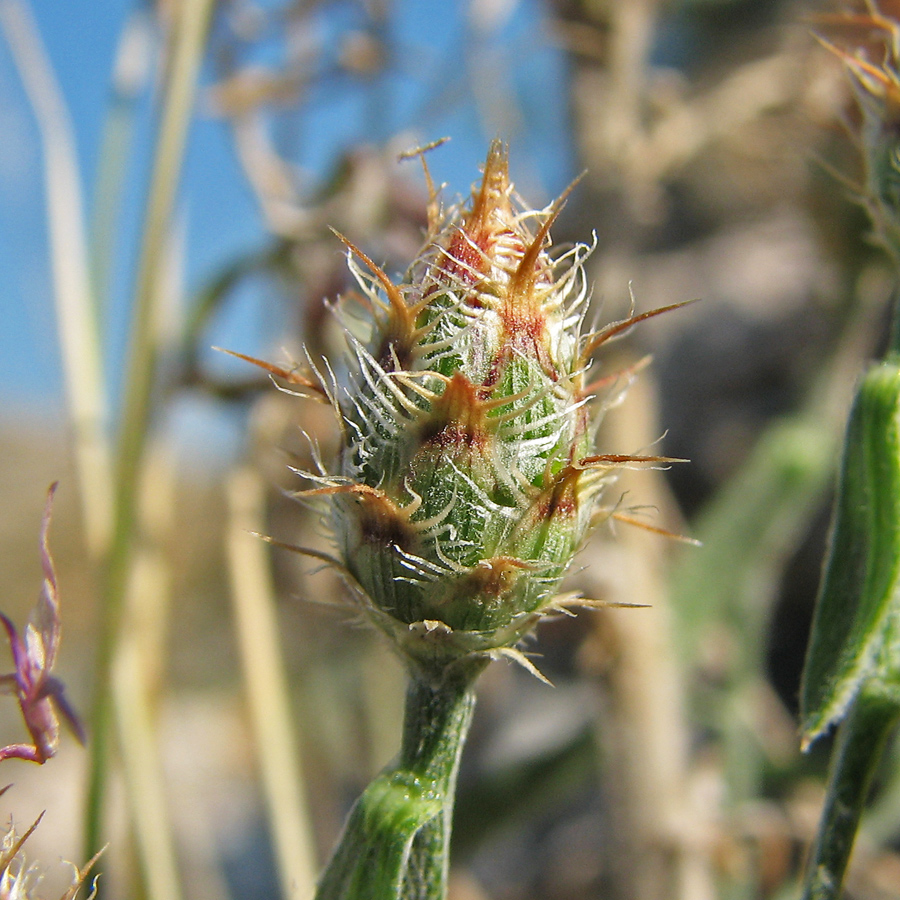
[0,484,84,764]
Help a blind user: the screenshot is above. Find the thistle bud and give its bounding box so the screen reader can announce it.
[296,142,680,681]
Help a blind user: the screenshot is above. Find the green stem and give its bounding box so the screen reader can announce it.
[315,668,481,900]
[801,689,900,900]
[890,290,900,358]
[84,0,216,867]
[398,674,476,899]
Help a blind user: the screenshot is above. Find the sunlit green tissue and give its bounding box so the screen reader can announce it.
[801,356,900,747]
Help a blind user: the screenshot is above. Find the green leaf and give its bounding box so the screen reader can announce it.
[800,357,900,745]
[315,771,444,900]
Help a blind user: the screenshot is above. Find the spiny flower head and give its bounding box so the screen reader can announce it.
[817,2,900,252]
[248,142,685,680]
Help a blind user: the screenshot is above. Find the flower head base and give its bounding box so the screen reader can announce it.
[0,484,84,764]
[245,142,685,680]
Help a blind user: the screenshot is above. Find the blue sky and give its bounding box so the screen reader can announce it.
[0,0,574,422]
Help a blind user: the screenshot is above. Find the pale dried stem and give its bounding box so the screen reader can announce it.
[92,8,155,310]
[590,0,662,217]
[230,112,311,238]
[0,0,114,557]
[0,6,190,892]
[574,1,809,219]
[465,1,525,175]
[583,367,716,900]
[113,441,182,900]
[226,466,318,900]
[605,0,659,151]
[112,646,182,900]
[644,52,801,182]
[130,441,177,704]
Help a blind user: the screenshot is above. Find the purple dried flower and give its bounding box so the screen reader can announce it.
[0,484,84,764]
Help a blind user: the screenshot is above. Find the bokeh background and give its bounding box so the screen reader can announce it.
[1,0,897,898]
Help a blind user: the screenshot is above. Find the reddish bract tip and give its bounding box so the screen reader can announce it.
[420,373,491,452]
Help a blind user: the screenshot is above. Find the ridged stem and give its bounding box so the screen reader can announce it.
[315,667,481,900]
[801,688,900,900]
[398,673,478,899]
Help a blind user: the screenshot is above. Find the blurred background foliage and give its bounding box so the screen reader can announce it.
[1,0,898,898]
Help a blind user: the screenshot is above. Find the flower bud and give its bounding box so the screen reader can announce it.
[296,142,681,679]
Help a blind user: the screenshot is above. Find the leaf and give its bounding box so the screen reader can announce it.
[800,358,900,746]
